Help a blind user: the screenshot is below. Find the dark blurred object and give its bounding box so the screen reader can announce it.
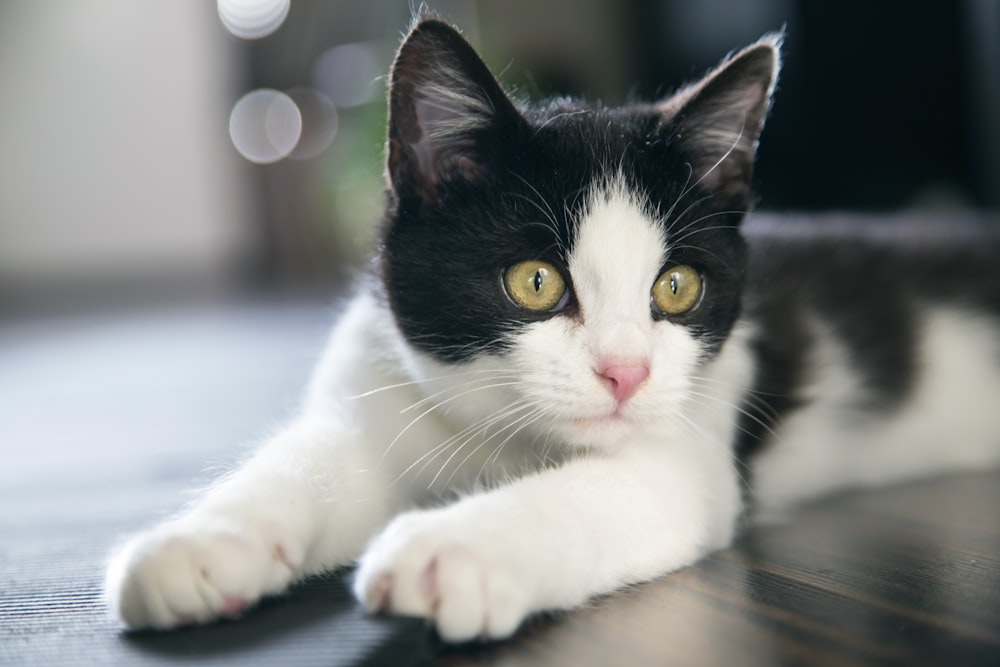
[625,1,999,211]
[745,1,1000,211]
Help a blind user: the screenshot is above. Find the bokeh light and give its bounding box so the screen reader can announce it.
[229,89,302,164]
[217,0,290,40]
[312,42,384,108]
[286,88,338,160]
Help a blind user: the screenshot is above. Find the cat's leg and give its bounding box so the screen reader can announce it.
[105,414,400,630]
[353,439,740,641]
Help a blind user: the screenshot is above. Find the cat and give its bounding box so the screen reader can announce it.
[104,15,1000,642]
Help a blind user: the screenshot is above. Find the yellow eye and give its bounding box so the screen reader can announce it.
[504,260,567,312]
[652,265,702,315]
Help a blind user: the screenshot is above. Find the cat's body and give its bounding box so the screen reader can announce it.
[105,17,1000,641]
[742,214,1000,513]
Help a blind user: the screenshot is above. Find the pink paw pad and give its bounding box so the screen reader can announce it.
[419,559,438,603]
[175,613,198,627]
[370,574,394,612]
[220,596,246,617]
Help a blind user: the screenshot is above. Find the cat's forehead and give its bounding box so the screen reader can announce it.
[527,99,661,133]
[523,104,664,166]
[508,105,685,227]
[568,180,666,317]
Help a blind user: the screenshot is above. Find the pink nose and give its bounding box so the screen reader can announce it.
[597,364,650,404]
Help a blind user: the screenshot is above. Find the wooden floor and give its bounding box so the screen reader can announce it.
[2,302,998,666]
[435,470,1000,666]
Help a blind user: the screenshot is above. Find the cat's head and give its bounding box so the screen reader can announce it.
[378,16,779,448]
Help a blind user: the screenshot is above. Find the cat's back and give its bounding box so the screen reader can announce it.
[739,212,1000,408]
[738,213,1000,511]
[743,212,1000,311]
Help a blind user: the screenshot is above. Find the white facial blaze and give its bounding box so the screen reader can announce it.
[569,185,663,363]
[506,180,707,449]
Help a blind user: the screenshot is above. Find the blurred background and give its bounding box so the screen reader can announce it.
[0,5,998,647]
[0,0,998,316]
[2,5,997,652]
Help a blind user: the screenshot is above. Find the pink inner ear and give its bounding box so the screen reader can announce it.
[449,155,487,182]
[671,38,777,195]
[411,98,448,184]
[411,97,488,187]
[687,80,768,191]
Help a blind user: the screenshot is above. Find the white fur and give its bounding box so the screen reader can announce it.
[104,183,747,638]
[103,184,1000,639]
[349,186,743,640]
[753,308,1000,516]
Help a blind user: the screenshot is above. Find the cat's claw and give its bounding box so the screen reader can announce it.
[105,517,302,630]
[354,511,530,642]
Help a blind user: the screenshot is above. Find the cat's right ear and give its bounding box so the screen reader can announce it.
[386,17,522,204]
[660,34,781,202]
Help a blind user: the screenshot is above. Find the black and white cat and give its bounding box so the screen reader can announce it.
[105,16,1000,641]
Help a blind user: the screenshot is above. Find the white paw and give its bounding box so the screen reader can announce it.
[353,511,532,642]
[105,516,303,630]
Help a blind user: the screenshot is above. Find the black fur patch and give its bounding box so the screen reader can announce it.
[734,214,1000,465]
[377,20,1000,495]
[379,19,774,363]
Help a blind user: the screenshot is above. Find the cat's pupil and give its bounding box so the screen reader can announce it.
[533,271,543,292]
[670,276,679,294]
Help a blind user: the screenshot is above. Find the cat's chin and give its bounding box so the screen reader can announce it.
[555,412,639,449]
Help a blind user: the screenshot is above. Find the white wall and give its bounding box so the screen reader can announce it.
[0,1,256,294]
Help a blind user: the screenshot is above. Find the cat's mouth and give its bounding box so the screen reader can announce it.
[555,408,641,448]
[569,408,630,430]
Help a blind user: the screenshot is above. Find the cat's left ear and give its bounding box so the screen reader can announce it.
[662,34,782,198]
[386,17,523,205]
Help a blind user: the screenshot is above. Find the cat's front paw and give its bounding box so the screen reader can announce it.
[353,511,531,642]
[105,516,303,630]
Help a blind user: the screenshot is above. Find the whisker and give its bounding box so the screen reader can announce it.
[658,126,746,250]
[685,390,779,440]
[430,405,541,489]
[681,126,745,201]
[392,400,536,486]
[661,163,694,224]
[665,194,726,241]
[673,407,753,498]
[662,244,734,271]
[402,376,524,414]
[508,173,567,254]
[440,406,546,489]
[380,380,526,463]
[663,192,715,237]
[349,368,519,399]
[668,218,744,246]
[470,410,549,486]
[531,108,590,137]
[688,377,782,420]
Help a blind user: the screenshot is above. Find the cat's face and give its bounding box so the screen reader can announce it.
[379,17,778,448]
